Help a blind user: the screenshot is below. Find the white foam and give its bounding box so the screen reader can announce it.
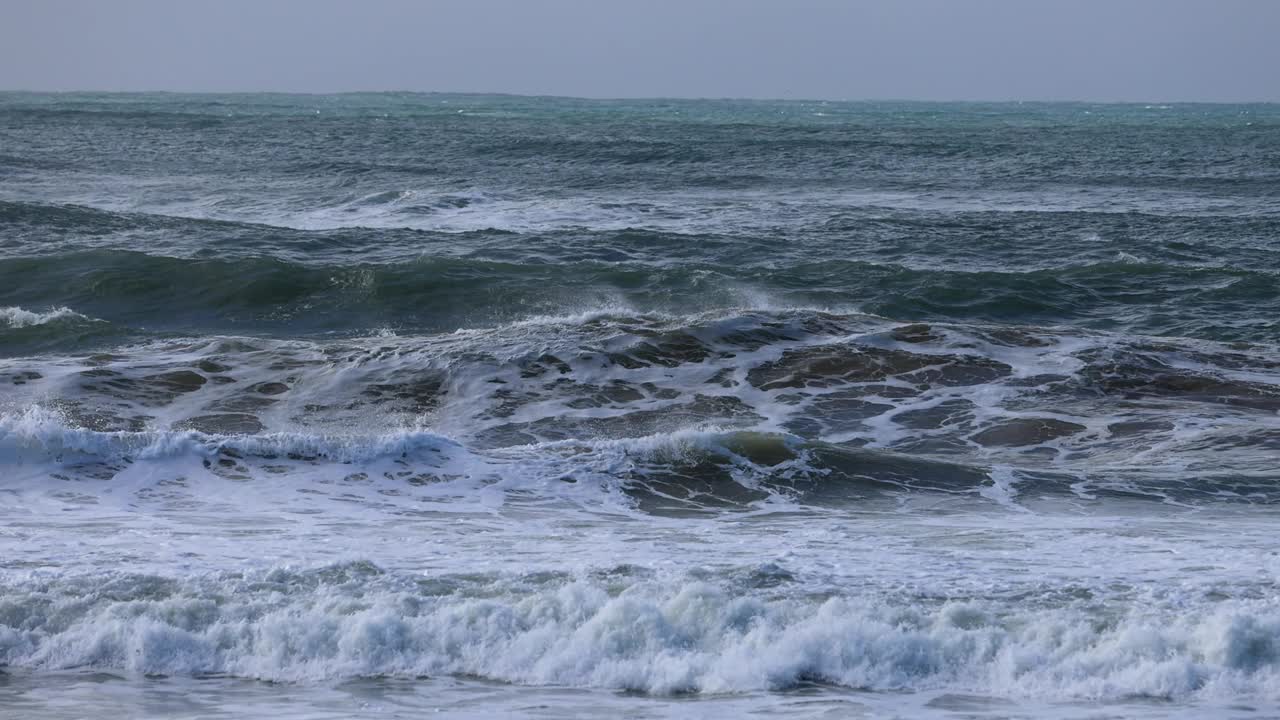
[0,305,92,328]
[4,307,1274,508]
[977,465,1029,511]
[0,405,465,466]
[8,181,1269,249]
[1,570,1277,701]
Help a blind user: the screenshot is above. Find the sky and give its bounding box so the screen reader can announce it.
[2,0,1278,102]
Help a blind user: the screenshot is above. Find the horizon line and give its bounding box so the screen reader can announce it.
[1,88,1277,106]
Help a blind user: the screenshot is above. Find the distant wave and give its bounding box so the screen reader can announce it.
[0,247,1274,343]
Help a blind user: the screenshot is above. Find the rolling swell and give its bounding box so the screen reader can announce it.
[2,249,1276,341]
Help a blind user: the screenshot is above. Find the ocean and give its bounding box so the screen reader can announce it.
[1,92,1278,719]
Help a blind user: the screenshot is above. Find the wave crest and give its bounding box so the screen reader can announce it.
[0,406,463,465]
[0,305,92,328]
[1,567,1278,700]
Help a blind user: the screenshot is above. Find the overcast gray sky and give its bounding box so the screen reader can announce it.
[2,0,1277,101]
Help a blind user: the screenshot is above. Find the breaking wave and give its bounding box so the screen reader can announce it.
[0,305,92,328]
[1,565,1277,700]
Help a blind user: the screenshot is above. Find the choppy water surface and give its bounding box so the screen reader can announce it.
[2,93,1279,719]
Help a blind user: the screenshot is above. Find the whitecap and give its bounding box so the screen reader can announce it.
[0,305,93,328]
